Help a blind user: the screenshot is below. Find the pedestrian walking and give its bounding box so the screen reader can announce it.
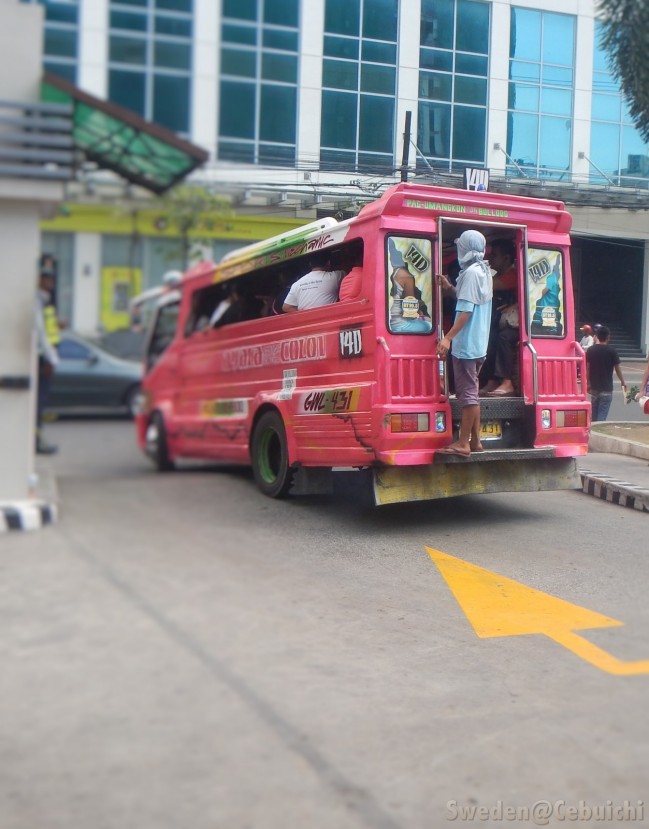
[585,325,626,421]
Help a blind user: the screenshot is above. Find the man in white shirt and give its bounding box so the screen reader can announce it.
[283,254,344,312]
[579,324,594,351]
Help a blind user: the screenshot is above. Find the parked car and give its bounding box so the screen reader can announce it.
[47,332,142,417]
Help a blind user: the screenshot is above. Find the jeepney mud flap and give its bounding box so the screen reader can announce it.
[372,456,580,506]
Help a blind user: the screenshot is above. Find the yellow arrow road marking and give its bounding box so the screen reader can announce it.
[426,547,649,676]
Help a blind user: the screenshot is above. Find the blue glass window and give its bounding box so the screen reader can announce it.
[540,88,572,117]
[218,0,299,164]
[456,0,489,53]
[508,83,539,111]
[155,16,191,36]
[507,8,575,179]
[419,72,452,102]
[222,24,257,46]
[221,48,256,78]
[111,11,147,31]
[325,0,360,36]
[454,76,487,106]
[590,123,619,181]
[323,59,358,91]
[109,69,146,114]
[260,86,297,143]
[153,74,189,132]
[421,0,454,49]
[362,41,396,64]
[418,0,489,170]
[324,36,359,60]
[321,0,399,172]
[359,96,394,152]
[109,0,193,133]
[539,116,571,172]
[220,81,256,139]
[44,28,77,58]
[261,53,297,83]
[157,0,192,10]
[361,64,395,95]
[452,106,486,161]
[508,112,538,168]
[417,101,451,158]
[420,49,453,72]
[44,4,78,25]
[362,0,398,40]
[590,21,649,185]
[154,41,191,70]
[264,0,298,26]
[110,36,147,65]
[222,0,256,20]
[591,94,621,122]
[262,29,298,51]
[321,91,357,149]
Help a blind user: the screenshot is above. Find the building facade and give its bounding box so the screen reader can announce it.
[22,0,649,353]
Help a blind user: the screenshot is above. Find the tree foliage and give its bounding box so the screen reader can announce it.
[157,184,232,268]
[598,0,649,141]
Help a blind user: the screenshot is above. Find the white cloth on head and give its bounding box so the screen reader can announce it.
[454,230,492,305]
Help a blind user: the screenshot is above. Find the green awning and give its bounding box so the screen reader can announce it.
[41,72,208,195]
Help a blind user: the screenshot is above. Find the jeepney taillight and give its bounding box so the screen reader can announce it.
[557,410,588,427]
[390,413,430,432]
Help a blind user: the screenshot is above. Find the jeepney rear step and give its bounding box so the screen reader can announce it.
[373,451,579,505]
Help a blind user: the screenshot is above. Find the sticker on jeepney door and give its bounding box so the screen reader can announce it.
[278,368,297,400]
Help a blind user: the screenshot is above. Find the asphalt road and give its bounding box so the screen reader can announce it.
[2,421,648,829]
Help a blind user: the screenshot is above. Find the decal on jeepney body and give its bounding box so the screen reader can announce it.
[199,398,249,418]
[278,369,297,400]
[339,327,363,358]
[220,334,326,372]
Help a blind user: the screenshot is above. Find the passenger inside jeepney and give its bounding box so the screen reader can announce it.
[479,237,519,397]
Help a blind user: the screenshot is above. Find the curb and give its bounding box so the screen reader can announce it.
[579,471,649,513]
[0,458,59,533]
[589,429,649,462]
[0,500,58,532]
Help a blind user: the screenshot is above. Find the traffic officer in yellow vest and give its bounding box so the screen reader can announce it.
[35,265,60,454]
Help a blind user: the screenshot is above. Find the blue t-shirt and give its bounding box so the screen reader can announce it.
[451,298,492,359]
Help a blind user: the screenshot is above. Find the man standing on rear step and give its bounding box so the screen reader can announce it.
[436,230,493,457]
[586,324,626,421]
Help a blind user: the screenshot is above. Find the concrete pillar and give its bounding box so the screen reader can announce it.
[192,0,219,156]
[0,0,65,511]
[73,234,102,334]
[78,0,109,97]
[297,0,325,168]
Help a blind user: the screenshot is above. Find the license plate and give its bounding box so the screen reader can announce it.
[480,420,502,440]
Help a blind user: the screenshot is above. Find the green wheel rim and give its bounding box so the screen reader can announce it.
[258,428,281,484]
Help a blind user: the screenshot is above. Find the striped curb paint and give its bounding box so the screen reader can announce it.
[579,471,649,513]
[0,501,58,533]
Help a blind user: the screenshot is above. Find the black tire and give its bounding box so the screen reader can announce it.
[146,411,175,472]
[251,411,294,498]
[124,384,141,419]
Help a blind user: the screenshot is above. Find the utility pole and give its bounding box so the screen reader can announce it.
[400,111,412,182]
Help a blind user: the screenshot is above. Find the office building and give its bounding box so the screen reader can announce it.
[21,0,649,352]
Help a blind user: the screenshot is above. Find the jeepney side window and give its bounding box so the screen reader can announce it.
[528,247,566,338]
[146,300,180,372]
[386,235,434,335]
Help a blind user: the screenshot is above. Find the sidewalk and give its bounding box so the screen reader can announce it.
[580,422,649,513]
